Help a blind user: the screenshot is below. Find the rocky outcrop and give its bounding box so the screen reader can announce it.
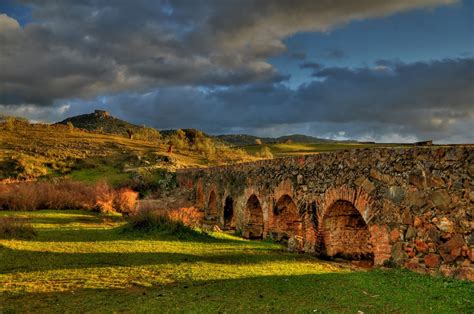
[177,146,473,281]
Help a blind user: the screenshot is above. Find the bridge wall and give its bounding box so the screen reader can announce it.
[177,146,473,280]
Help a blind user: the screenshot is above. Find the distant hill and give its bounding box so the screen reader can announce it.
[55,110,140,135]
[216,133,344,146]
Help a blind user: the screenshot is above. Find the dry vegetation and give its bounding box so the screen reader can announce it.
[0,116,258,183]
[0,217,37,239]
[0,180,138,214]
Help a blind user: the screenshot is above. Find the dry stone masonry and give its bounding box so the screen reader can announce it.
[177,146,473,280]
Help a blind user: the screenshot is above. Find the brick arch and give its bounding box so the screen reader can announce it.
[242,194,264,239]
[320,185,372,222]
[318,186,375,262]
[269,194,303,242]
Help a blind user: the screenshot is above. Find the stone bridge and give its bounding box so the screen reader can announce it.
[176,146,473,280]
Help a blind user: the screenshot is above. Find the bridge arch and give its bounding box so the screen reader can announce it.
[319,200,373,262]
[223,195,235,230]
[243,194,264,239]
[270,194,303,242]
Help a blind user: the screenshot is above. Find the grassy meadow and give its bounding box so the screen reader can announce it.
[1,210,473,313]
[242,142,411,157]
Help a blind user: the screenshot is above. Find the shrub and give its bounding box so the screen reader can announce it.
[123,209,194,236]
[94,181,115,213]
[257,146,274,159]
[167,207,203,228]
[169,129,189,150]
[134,127,161,143]
[114,188,139,216]
[0,180,138,213]
[67,121,74,132]
[0,217,37,239]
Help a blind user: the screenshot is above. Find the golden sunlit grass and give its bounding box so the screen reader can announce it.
[0,210,472,312]
[242,142,412,157]
[0,122,258,183]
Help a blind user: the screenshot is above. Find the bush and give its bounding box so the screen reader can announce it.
[167,207,202,229]
[114,188,139,216]
[123,206,203,237]
[0,217,37,239]
[134,127,161,143]
[94,181,116,213]
[257,146,274,159]
[123,209,192,236]
[169,129,189,150]
[0,180,138,213]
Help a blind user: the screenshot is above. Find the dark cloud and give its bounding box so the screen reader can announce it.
[300,62,323,70]
[0,0,457,105]
[5,57,470,143]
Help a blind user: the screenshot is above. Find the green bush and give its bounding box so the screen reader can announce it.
[134,127,162,143]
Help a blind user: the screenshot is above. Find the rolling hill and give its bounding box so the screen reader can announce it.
[55,110,141,135]
[216,133,346,146]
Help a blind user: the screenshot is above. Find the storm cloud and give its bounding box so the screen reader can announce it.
[1,0,457,105]
[0,0,472,143]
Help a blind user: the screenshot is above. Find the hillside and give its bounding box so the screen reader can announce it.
[0,117,256,184]
[55,110,141,135]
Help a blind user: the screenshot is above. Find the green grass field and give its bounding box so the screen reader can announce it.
[243,142,411,157]
[1,211,473,312]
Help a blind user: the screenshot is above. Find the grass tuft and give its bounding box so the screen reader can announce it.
[0,217,37,239]
[122,209,206,239]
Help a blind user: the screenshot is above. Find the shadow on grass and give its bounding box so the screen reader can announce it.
[32,225,255,245]
[0,245,312,274]
[1,271,473,313]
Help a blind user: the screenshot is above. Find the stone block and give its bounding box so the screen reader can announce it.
[430,189,451,208]
[439,234,465,262]
[433,217,454,233]
[384,186,405,205]
[406,191,426,208]
[415,240,429,253]
[424,253,441,268]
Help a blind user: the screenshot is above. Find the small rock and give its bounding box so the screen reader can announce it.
[405,226,416,240]
[430,189,451,208]
[389,229,401,243]
[415,240,429,253]
[384,186,405,205]
[433,217,454,233]
[424,253,441,268]
[296,174,304,185]
[439,234,465,262]
[391,242,408,265]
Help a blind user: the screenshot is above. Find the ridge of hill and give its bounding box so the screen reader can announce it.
[216,133,348,146]
[55,110,140,135]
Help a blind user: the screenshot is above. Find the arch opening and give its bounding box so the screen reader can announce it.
[243,194,264,239]
[270,195,303,243]
[320,200,373,262]
[206,191,218,219]
[223,196,235,230]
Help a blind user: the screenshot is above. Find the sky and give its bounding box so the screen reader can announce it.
[0,0,473,143]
